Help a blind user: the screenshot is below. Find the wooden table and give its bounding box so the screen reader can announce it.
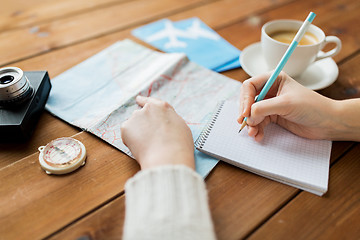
[1,0,359,239]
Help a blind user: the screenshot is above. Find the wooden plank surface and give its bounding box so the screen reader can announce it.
[248,143,360,240]
[319,52,360,100]
[49,196,127,240]
[0,132,139,240]
[0,0,359,239]
[0,0,129,31]
[0,0,294,67]
[0,0,204,66]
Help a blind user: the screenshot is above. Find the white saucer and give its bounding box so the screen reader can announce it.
[240,42,339,90]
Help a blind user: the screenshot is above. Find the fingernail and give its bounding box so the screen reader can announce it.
[242,107,247,116]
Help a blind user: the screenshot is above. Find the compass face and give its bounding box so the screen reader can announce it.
[42,137,83,168]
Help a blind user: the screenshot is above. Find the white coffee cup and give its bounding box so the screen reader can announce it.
[261,20,342,77]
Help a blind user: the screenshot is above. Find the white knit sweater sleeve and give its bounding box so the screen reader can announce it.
[123,165,216,240]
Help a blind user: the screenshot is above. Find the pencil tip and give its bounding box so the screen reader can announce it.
[239,119,247,133]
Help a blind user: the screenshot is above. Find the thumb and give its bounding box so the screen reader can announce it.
[247,96,291,126]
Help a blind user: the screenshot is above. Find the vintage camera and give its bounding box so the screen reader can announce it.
[0,67,51,142]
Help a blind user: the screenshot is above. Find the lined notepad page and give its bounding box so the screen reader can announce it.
[197,101,332,196]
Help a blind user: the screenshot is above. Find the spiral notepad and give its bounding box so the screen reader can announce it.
[195,101,332,196]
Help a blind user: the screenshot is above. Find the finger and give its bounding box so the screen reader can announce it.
[247,72,273,91]
[131,109,142,116]
[239,80,256,121]
[120,121,129,146]
[262,71,294,98]
[238,73,274,122]
[254,125,264,142]
[135,95,147,107]
[121,108,141,133]
[254,117,271,142]
[136,95,163,107]
[247,126,258,138]
[247,95,290,126]
[240,71,285,104]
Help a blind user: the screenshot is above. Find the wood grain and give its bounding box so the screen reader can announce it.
[0,132,139,240]
[319,52,360,100]
[49,195,127,240]
[168,0,293,27]
[0,0,129,31]
[0,0,204,66]
[0,0,295,67]
[2,0,294,71]
[248,144,360,240]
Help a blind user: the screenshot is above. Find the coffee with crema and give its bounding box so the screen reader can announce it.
[262,20,342,76]
[269,30,318,45]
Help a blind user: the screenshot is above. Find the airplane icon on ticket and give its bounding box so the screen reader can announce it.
[132,17,241,71]
[145,18,220,49]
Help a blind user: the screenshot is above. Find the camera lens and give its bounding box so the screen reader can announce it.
[0,75,14,84]
[0,67,33,107]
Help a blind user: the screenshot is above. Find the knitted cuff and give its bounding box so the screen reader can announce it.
[123,165,216,240]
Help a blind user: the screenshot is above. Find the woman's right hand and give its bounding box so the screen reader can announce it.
[238,72,340,142]
[121,96,195,170]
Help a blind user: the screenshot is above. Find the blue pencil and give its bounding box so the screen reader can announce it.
[239,12,316,132]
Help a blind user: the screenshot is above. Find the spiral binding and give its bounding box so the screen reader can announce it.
[195,101,225,149]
